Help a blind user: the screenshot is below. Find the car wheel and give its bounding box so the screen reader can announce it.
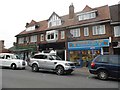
[97,70,108,80]
[11,64,16,70]
[32,64,39,72]
[56,66,64,75]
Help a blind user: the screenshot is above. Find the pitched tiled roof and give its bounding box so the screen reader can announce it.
[16,5,110,36]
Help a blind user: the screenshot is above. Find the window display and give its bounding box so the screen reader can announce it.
[69,50,101,66]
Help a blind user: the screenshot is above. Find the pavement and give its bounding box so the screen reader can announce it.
[75,67,90,75]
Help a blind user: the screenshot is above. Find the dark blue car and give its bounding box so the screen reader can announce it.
[89,55,120,80]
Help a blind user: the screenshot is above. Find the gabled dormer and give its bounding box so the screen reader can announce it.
[77,5,98,21]
[26,20,40,31]
[48,12,62,28]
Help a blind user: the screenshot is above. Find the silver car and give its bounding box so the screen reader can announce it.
[29,53,76,75]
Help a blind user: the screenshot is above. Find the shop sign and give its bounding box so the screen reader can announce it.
[68,39,109,50]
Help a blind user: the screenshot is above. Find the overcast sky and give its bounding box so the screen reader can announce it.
[0,0,119,48]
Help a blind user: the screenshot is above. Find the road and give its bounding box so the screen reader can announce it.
[1,67,119,88]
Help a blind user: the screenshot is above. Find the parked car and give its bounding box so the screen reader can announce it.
[28,53,76,75]
[0,53,27,69]
[89,55,120,80]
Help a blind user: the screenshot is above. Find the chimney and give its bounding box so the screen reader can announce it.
[118,1,120,21]
[69,3,74,19]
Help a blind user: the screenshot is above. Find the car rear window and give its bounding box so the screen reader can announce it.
[109,55,120,65]
[95,55,109,63]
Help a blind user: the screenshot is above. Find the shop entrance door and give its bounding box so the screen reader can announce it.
[56,50,65,60]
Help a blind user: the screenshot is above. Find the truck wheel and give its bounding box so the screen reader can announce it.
[97,70,108,80]
[56,66,64,75]
[32,64,39,72]
[11,64,16,70]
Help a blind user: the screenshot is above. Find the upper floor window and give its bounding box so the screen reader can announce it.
[25,37,29,43]
[114,26,120,37]
[70,28,80,37]
[46,30,58,42]
[84,27,89,36]
[26,26,35,31]
[48,13,62,27]
[92,25,105,35]
[61,31,65,39]
[77,10,97,21]
[18,37,24,44]
[40,34,44,41]
[30,35,37,42]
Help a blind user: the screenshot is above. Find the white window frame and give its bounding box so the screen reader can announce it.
[40,34,44,41]
[46,30,58,42]
[48,14,62,27]
[92,25,105,35]
[84,27,89,36]
[30,35,37,42]
[18,37,24,44]
[25,37,29,43]
[61,31,65,39]
[26,26,35,31]
[70,28,80,37]
[78,10,97,21]
[114,26,120,37]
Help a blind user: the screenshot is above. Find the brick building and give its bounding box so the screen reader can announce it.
[15,4,117,62]
[110,4,120,55]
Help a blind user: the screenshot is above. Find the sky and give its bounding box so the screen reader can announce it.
[0,0,120,49]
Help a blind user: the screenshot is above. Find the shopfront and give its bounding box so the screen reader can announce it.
[39,42,66,60]
[68,39,109,66]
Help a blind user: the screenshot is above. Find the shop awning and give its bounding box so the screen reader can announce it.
[9,45,37,52]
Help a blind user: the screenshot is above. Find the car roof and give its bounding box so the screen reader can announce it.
[34,52,55,56]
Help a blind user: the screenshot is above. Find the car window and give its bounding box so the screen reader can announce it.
[33,55,47,59]
[49,55,62,60]
[96,55,108,63]
[6,55,11,59]
[109,55,120,65]
[0,55,4,59]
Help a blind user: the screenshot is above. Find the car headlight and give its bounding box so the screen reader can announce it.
[65,63,70,66]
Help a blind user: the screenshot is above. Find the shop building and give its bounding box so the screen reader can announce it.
[110,4,120,55]
[15,4,114,63]
[66,5,112,64]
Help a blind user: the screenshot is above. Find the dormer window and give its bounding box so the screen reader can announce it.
[48,12,62,28]
[77,10,97,21]
[26,26,35,31]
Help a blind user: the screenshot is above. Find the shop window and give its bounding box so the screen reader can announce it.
[103,47,109,54]
[70,51,80,62]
